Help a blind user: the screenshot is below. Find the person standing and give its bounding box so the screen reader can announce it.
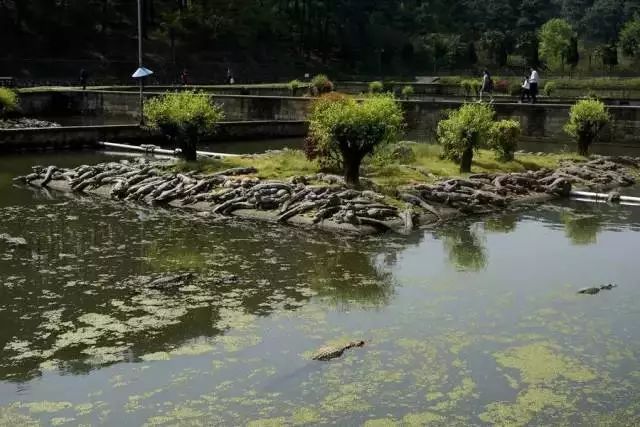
[480,69,493,102]
[180,68,189,86]
[79,68,88,90]
[520,75,530,103]
[529,67,539,103]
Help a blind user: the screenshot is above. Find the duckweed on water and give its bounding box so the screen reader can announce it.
[22,400,72,413]
[290,407,320,425]
[494,342,597,384]
[363,418,399,427]
[479,387,572,426]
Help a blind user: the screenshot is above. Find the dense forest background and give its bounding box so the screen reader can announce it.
[1,0,639,84]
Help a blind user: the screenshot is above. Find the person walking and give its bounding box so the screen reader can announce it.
[529,67,539,103]
[180,68,189,86]
[79,68,88,90]
[479,69,494,102]
[520,75,531,103]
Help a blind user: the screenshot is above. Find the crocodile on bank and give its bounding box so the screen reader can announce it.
[311,340,365,361]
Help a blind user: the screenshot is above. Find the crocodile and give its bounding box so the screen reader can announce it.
[578,284,618,295]
[311,340,365,361]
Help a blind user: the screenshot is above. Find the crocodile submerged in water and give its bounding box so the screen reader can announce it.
[311,340,365,361]
[578,283,617,295]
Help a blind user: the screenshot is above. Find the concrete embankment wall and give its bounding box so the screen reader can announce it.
[15,90,640,146]
[0,121,308,152]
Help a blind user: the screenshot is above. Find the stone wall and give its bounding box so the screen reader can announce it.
[16,90,640,145]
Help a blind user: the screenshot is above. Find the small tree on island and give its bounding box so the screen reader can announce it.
[0,88,18,117]
[437,103,495,172]
[144,90,224,161]
[307,94,405,186]
[564,98,610,156]
[488,119,521,162]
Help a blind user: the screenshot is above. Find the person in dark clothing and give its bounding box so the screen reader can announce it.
[79,69,88,90]
[180,69,189,86]
[479,69,493,102]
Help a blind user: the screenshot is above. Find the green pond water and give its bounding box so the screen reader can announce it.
[1,152,640,426]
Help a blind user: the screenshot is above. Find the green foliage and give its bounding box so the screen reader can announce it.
[401,85,415,99]
[564,99,610,155]
[538,18,574,69]
[0,88,18,115]
[548,77,640,89]
[566,37,580,69]
[437,103,495,172]
[288,79,302,92]
[488,120,521,161]
[509,81,523,96]
[460,79,481,96]
[620,19,640,58]
[310,74,334,95]
[145,90,224,160]
[369,81,384,94]
[543,82,556,97]
[307,94,405,185]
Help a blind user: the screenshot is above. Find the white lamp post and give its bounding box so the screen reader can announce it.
[132,0,153,125]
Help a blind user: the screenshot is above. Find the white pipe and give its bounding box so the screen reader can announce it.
[97,141,240,158]
[570,190,640,204]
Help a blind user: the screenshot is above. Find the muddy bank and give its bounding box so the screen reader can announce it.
[13,155,638,234]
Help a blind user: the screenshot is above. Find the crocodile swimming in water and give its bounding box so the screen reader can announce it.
[578,283,617,295]
[311,340,365,361]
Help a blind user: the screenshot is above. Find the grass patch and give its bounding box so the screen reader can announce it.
[172,145,584,191]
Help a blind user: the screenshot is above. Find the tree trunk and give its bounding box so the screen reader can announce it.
[180,136,197,161]
[459,146,473,173]
[578,136,589,156]
[342,150,364,187]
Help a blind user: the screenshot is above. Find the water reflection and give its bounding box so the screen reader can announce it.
[437,223,488,272]
[561,211,603,245]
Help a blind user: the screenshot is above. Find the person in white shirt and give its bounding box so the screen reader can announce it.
[529,67,540,103]
[520,75,530,103]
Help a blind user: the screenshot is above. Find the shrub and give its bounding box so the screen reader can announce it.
[288,79,302,94]
[401,85,415,99]
[488,119,521,161]
[307,94,405,186]
[145,90,224,161]
[460,79,481,97]
[369,81,384,94]
[310,74,334,96]
[303,93,351,171]
[0,88,18,116]
[564,98,610,156]
[543,81,556,97]
[437,103,495,172]
[508,81,522,96]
